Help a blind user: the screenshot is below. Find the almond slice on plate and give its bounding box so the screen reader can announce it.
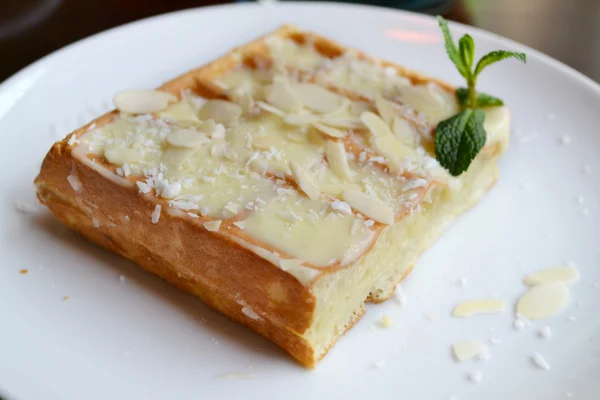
[113,90,177,114]
[342,190,394,224]
[516,283,569,320]
[197,100,242,124]
[291,83,341,113]
[290,162,320,200]
[314,122,346,138]
[453,341,489,362]
[166,129,209,148]
[453,299,506,317]
[523,266,580,286]
[360,111,393,137]
[325,140,353,181]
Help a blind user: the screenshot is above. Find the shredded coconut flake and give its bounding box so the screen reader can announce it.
[380,315,393,328]
[203,220,222,232]
[560,135,572,145]
[489,336,503,345]
[169,200,198,210]
[67,133,79,146]
[393,284,407,306]
[237,299,262,320]
[330,200,352,215]
[15,202,38,214]
[538,326,552,339]
[136,181,152,193]
[468,370,482,384]
[151,205,161,224]
[233,221,245,229]
[531,352,551,370]
[67,173,82,191]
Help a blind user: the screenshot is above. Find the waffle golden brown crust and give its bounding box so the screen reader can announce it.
[35,25,498,367]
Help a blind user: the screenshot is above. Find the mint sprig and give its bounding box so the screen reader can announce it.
[436,109,486,176]
[456,88,503,108]
[435,16,526,176]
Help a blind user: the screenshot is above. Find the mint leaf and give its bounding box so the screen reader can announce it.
[474,50,527,77]
[456,87,504,107]
[437,16,469,79]
[435,109,487,176]
[458,34,475,71]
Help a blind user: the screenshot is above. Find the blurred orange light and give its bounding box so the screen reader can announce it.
[385,29,440,44]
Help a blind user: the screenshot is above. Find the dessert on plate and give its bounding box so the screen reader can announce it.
[35,24,511,367]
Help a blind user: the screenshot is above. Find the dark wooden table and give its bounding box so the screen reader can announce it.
[0,0,228,82]
[1,0,598,83]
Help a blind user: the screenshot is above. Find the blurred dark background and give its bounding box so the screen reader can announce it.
[0,0,598,82]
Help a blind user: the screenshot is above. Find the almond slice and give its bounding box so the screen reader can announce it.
[113,90,177,114]
[453,299,506,317]
[350,100,372,117]
[266,79,302,113]
[287,132,308,143]
[252,135,282,150]
[392,116,419,148]
[224,203,240,215]
[523,266,580,286]
[203,220,222,232]
[197,119,217,133]
[314,122,346,138]
[375,94,396,126]
[284,114,321,126]
[321,117,364,129]
[166,129,209,148]
[104,146,142,164]
[360,111,393,137]
[228,88,254,115]
[373,135,417,162]
[325,140,353,181]
[197,100,242,124]
[290,162,320,200]
[249,158,268,175]
[342,190,394,224]
[291,83,341,113]
[162,148,197,165]
[256,101,286,117]
[320,183,362,196]
[516,283,569,320]
[324,99,352,119]
[453,341,489,362]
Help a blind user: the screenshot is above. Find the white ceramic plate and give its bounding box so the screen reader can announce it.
[1,3,599,399]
